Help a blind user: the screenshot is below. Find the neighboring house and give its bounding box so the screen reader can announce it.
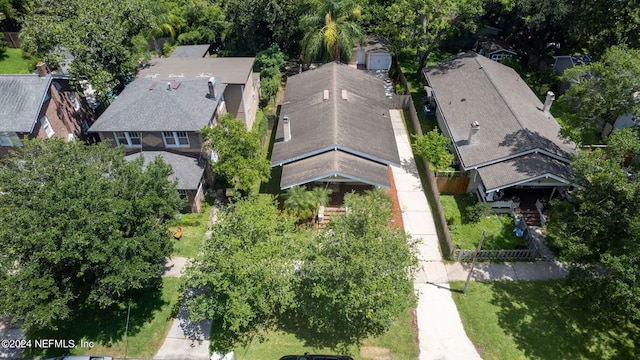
[127,151,207,213]
[552,54,593,75]
[353,35,392,70]
[88,75,227,213]
[169,44,211,58]
[474,39,516,62]
[423,52,577,212]
[138,57,260,129]
[0,62,96,158]
[271,62,399,190]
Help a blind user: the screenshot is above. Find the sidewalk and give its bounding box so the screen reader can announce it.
[154,202,221,360]
[389,109,482,360]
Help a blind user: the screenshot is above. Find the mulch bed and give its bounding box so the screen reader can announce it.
[387,166,405,229]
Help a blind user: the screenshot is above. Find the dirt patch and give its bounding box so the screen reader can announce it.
[360,346,393,360]
[410,308,419,349]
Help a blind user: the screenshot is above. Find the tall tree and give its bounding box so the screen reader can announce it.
[0,139,182,331]
[380,0,483,74]
[224,0,303,55]
[201,114,271,195]
[300,0,364,63]
[294,188,419,344]
[20,0,157,97]
[560,46,640,135]
[547,126,640,322]
[182,196,304,345]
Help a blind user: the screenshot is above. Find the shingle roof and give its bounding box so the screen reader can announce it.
[89,77,226,132]
[423,52,576,169]
[138,57,255,84]
[0,75,51,132]
[271,62,399,167]
[280,151,391,189]
[477,153,572,192]
[169,45,210,58]
[125,151,205,190]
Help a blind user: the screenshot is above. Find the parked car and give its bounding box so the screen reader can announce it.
[279,354,354,360]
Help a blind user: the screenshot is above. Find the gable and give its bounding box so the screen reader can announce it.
[0,75,51,133]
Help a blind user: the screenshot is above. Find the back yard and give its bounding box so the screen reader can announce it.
[0,48,36,74]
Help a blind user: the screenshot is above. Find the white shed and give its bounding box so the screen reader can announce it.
[353,35,392,71]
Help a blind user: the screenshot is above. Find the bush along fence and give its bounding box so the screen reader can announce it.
[393,64,455,258]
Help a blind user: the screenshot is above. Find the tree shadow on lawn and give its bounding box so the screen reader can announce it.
[488,281,639,359]
[24,277,167,358]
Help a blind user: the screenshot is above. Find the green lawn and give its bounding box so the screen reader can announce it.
[228,308,418,360]
[450,280,639,360]
[441,194,524,250]
[171,203,212,257]
[0,48,36,74]
[25,277,183,359]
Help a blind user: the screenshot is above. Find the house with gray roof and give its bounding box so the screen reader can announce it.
[0,63,96,158]
[271,62,399,190]
[169,44,211,59]
[423,52,577,209]
[137,57,260,129]
[126,151,208,213]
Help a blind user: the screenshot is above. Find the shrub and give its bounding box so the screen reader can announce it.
[395,83,405,95]
[465,202,491,223]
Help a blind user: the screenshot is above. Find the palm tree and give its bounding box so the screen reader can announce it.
[311,186,333,210]
[146,3,180,55]
[300,0,364,63]
[284,186,315,221]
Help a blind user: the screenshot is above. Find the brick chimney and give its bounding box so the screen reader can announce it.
[36,62,50,77]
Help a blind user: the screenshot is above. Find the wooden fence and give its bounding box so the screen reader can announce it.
[436,176,469,194]
[393,63,455,257]
[455,248,538,261]
[2,32,20,48]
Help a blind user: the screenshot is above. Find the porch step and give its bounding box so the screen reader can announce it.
[317,207,346,229]
[519,209,541,227]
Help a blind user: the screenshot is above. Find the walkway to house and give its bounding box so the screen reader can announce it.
[389,109,482,360]
[154,202,221,360]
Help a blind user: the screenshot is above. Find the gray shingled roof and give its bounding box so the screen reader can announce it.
[0,75,51,132]
[477,153,572,192]
[125,151,205,190]
[89,78,226,132]
[138,57,255,84]
[423,52,576,170]
[169,45,210,58]
[280,151,391,189]
[271,62,399,167]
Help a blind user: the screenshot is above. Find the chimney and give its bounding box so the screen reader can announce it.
[283,115,291,142]
[542,91,555,113]
[208,77,216,99]
[36,62,50,77]
[468,121,480,145]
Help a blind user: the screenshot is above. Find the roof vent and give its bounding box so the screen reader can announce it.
[167,82,172,91]
[468,121,480,145]
[542,91,555,113]
[323,90,329,100]
[341,89,348,100]
[149,82,158,90]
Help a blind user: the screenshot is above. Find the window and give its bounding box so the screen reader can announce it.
[162,131,190,147]
[113,131,141,147]
[69,91,80,111]
[178,189,188,200]
[0,132,22,147]
[40,116,54,137]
